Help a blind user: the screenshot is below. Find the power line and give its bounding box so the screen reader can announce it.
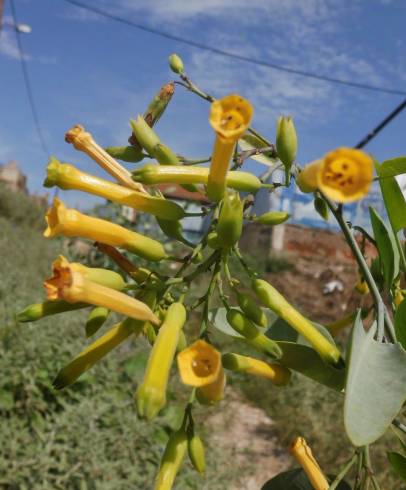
[355,97,406,149]
[63,0,406,97]
[9,0,50,157]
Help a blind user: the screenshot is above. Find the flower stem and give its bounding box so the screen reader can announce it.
[328,454,356,490]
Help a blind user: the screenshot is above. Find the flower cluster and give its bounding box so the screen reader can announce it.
[19,55,379,489]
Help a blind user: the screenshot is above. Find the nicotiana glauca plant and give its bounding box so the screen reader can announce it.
[19,53,406,490]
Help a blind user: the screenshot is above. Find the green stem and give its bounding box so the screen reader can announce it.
[394,232,406,274]
[328,454,357,490]
[233,245,257,279]
[354,449,364,490]
[325,196,395,342]
[363,446,381,490]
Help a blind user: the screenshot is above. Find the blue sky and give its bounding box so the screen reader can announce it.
[1,0,405,210]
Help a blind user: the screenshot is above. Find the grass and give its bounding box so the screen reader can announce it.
[0,186,235,489]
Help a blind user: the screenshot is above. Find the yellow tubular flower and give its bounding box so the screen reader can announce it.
[53,317,142,389]
[44,257,160,325]
[177,340,221,387]
[222,353,291,386]
[136,303,187,420]
[290,437,329,490]
[196,367,226,405]
[65,124,145,192]
[44,198,166,261]
[207,94,253,201]
[253,279,341,365]
[297,147,373,203]
[44,159,185,220]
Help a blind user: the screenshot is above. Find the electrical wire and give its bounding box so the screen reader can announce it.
[9,0,50,157]
[355,98,406,149]
[62,0,406,97]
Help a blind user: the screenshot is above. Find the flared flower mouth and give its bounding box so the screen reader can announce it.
[44,198,67,237]
[317,147,373,202]
[44,255,74,300]
[177,340,221,387]
[209,94,253,141]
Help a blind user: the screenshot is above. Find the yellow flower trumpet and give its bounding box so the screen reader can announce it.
[44,256,160,325]
[44,198,166,261]
[53,317,143,389]
[296,147,373,203]
[177,340,222,387]
[207,94,253,201]
[290,437,329,490]
[222,353,291,386]
[136,302,186,420]
[65,124,145,192]
[44,158,185,220]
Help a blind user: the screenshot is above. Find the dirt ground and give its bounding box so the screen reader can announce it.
[208,391,290,489]
[267,254,361,325]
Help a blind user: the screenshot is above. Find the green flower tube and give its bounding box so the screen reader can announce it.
[133,164,261,192]
[44,159,185,220]
[136,302,187,420]
[226,309,282,359]
[155,427,188,490]
[253,211,290,226]
[104,146,144,163]
[252,279,342,365]
[217,191,244,249]
[130,116,161,155]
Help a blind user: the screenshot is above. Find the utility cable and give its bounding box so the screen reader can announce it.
[9,0,50,157]
[62,0,406,97]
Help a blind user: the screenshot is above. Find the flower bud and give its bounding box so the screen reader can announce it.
[136,302,186,419]
[217,191,244,249]
[85,306,110,337]
[187,430,206,474]
[253,211,289,226]
[144,82,175,127]
[104,146,144,162]
[314,196,329,221]
[235,290,268,328]
[168,53,184,74]
[276,116,297,178]
[130,116,161,155]
[226,309,282,359]
[252,278,341,365]
[207,231,221,249]
[155,427,188,490]
[222,353,291,386]
[17,300,87,322]
[290,437,329,490]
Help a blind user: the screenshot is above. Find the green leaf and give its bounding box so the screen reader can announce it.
[369,206,399,287]
[261,468,350,490]
[267,317,298,342]
[314,196,329,221]
[276,341,345,391]
[388,452,406,481]
[376,162,406,232]
[344,313,406,446]
[395,298,406,350]
[378,157,406,178]
[238,134,278,167]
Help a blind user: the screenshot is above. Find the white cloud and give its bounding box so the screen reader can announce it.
[0,30,30,60]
